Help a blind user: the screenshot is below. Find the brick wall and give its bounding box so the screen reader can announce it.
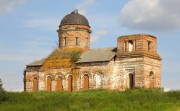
[58,25,91,50]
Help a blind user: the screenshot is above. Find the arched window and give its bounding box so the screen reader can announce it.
[128,40,133,52]
[68,75,73,92]
[47,76,52,91]
[95,74,102,88]
[83,74,89,90]
[149,71,154,77]
[149,71,155,88]
[56,76,63,91]
[33,77,38,91]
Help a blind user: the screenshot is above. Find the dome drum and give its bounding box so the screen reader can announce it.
[58,25,91,33]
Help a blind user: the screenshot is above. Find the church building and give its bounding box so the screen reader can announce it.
[24,10,161,92]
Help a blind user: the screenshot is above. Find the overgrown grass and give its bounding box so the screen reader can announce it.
[0,89,180,111]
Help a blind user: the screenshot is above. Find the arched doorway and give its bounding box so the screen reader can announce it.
[68,75,73,92]
[33,77,38,91]
[56,76,63,91]
[47,76,52,91]
[129,74,135,89]
[149,71,155,88]
[83,74,89,90]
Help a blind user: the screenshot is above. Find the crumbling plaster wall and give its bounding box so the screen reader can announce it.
[113,57,144,90]
[76,60,115,91]
[113,56,161,90]
[143,57,161,88]
[25,66,40,91]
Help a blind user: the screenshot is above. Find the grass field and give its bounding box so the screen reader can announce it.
[0,89,180,111]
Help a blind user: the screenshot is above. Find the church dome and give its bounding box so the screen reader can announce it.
[60,10,90,27]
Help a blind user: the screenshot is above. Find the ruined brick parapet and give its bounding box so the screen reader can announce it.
[117,34,161,60]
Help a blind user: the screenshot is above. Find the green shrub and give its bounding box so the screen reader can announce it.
[0,78,7,103]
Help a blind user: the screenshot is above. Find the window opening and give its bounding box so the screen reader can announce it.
[148,41,151,51]
[75,37,79,45]
[128,40,133,52]
[64,37,68,45]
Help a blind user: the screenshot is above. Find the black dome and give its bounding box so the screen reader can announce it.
[60,10,90,27]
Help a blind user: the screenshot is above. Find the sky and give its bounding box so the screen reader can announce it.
[0,0,180,91]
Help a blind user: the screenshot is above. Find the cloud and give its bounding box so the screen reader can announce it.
[0,0,27,13]
[120,0,180,32]
[91,30,107,43]
[25,18,59,31]
[76,0,95,15]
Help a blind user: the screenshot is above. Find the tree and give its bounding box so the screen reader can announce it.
[70,50,82,64]
[0,78,7,103]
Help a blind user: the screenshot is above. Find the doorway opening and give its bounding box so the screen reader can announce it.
[68,75,73,92]
[129,74,135,89]
[47,76,52,91]
[56,76,63,91]
[33,77,38,91]
[83,74,89,90]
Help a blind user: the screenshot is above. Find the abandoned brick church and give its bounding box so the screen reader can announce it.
[24,10,161,92]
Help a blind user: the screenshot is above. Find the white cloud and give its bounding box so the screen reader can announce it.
[120,0,180,32]
[25,18,59,31]
[0,0,27,13]
[91,30,107,43]
[76,0,95,15]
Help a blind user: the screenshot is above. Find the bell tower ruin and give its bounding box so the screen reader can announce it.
[117,34,161,89]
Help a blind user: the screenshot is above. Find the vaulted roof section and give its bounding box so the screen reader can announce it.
[26,59,45,67]
[76,47,117,63]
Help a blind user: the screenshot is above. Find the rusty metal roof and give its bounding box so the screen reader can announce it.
[60,10,90,27]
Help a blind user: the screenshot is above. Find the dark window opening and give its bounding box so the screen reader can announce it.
[75,37,79,45]
[149,71,154,78]
[148,41,151,51]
